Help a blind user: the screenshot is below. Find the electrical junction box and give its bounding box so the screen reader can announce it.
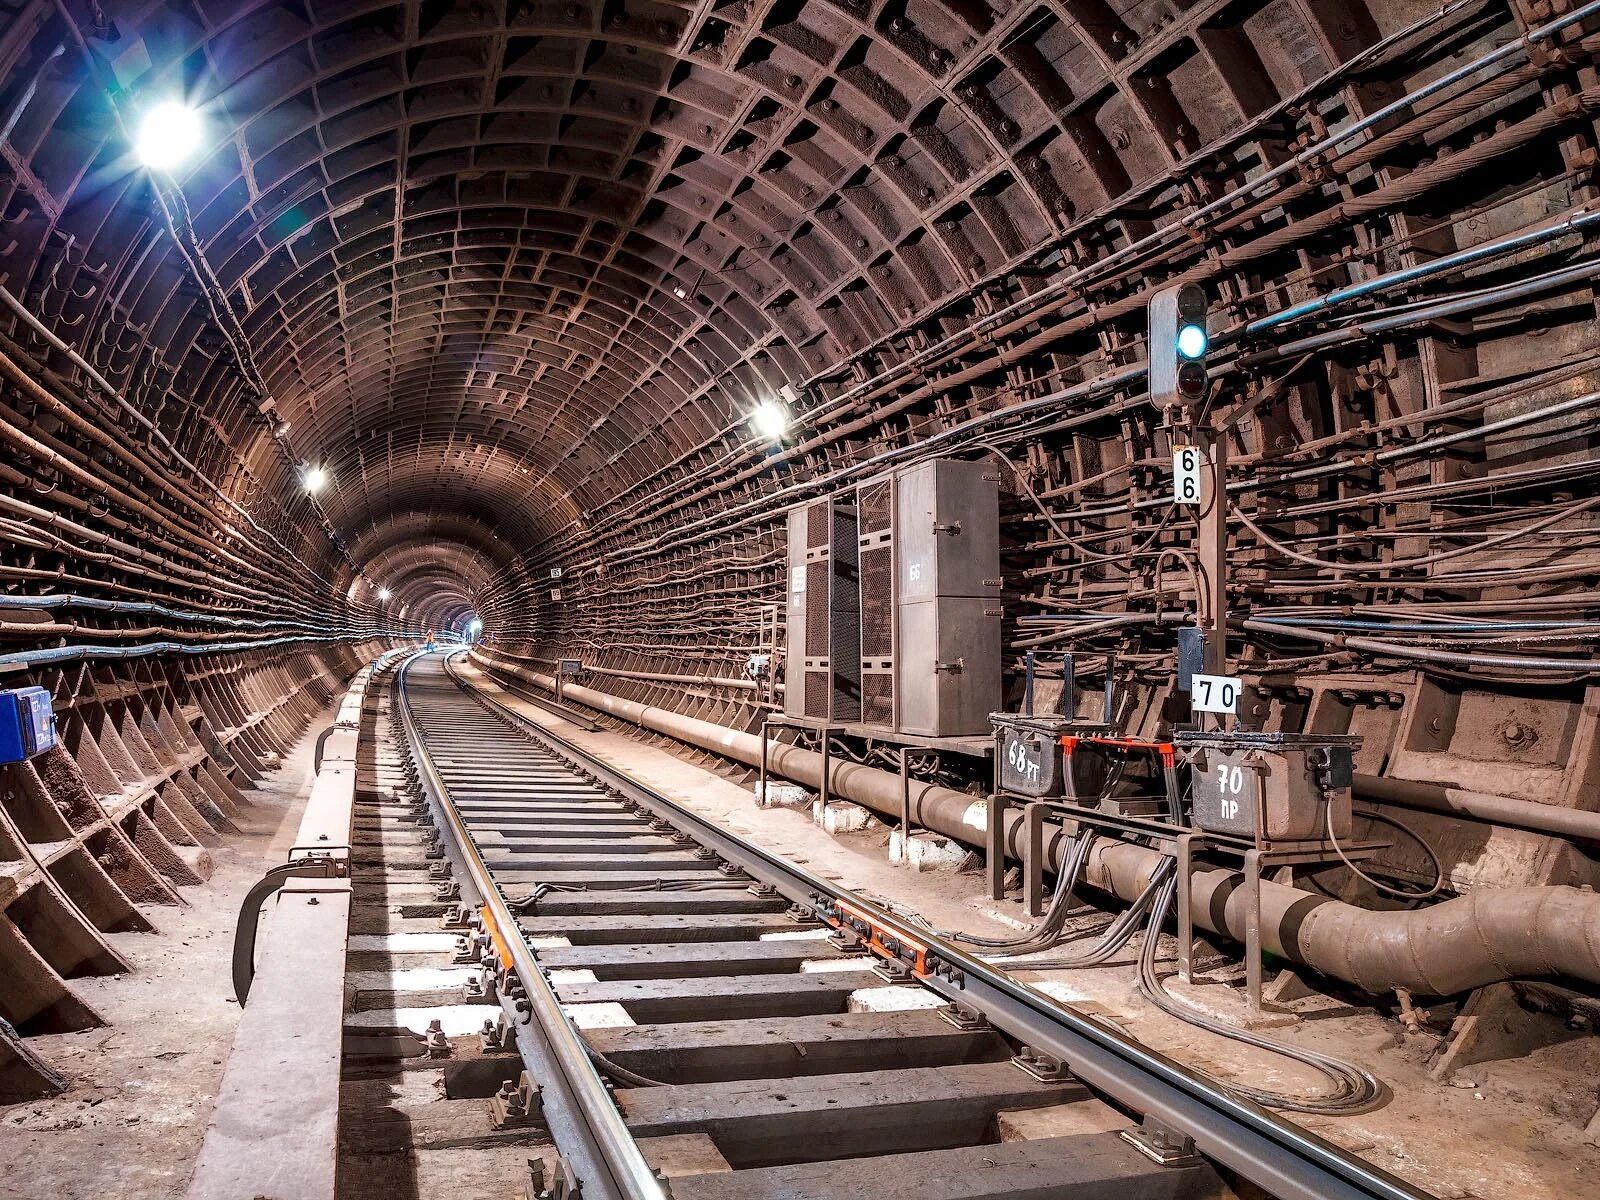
[0,686,55,763]
[997,719,1065,798]
[558,659,584,677]
[1177,730,1360,842]
[852,459,1001,737]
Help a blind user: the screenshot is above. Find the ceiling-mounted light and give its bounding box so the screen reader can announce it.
[135,100,203,171]
[301,464,327,493]
[749,398,789,442]
[377,587,391,601]
[673,285,688,299]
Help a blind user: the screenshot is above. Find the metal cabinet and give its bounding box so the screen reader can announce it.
[896,596,1002,736]
[784,500,861,722]
[894,459,1003,603]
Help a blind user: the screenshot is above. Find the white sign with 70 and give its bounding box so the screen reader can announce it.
[1191,673,1241,715]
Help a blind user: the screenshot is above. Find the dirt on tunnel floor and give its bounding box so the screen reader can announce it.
[0,706,332,1200]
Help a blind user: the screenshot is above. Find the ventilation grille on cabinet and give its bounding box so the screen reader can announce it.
[858,478,892,535]
[804,670,830,718]
[806,500,830,546]
[859,545,893,658]
[805,559,829,656]
[861,673,894,727]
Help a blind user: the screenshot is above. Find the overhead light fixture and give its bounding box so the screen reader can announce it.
[301,464,327,493]
[673,285,688,299]
[749,398,789,442]
[135,100,203,171]
[377,587,391,601]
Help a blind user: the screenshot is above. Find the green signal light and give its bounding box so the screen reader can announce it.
[1176,323,1208,360]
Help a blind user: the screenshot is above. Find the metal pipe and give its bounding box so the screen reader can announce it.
[1354,774,1600,847]
[477,650,1600,997]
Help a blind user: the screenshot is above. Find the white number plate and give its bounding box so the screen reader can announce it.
[1172,445,1201,504]
[1191,672,1240,715]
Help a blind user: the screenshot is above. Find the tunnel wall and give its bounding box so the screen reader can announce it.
[0,640,382,1101]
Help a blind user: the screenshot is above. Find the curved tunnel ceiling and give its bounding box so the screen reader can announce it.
[0,0,1400,606]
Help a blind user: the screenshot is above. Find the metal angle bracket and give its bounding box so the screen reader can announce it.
[872,958,916,983]
[524,1155,588,1200]
[424,1018,452,1059]
[829,926,865,951]
[453,932,487,965]
[1119,1115,1204,1168]
[464,963,499,1003]
[481,1014,517,1053]
[1011,1045,1074,1082]
[939,1003,990,1031]
[490,1071,544,1130]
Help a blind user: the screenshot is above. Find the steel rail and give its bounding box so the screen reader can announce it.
[431,651,1437,1200]
[395,652,667,1200]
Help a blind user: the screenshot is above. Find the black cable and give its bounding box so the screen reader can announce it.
[585,1047,665,1088]
[998,856,1174,969]
[1328,808,1445,900]
[952,831,1097,952]
[1134,876,1383,1115]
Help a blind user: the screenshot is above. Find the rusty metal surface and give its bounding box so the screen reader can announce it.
[0,0,1598,1140]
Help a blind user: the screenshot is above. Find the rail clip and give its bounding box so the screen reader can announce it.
[828,897,931,978]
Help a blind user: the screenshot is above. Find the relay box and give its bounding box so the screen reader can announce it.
[1177,730,1360,842]
[0,686,55,763]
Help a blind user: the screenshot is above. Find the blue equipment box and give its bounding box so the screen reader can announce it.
[0,686,55,763]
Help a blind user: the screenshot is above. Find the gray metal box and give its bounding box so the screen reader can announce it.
[897,596,1002,736]
[999,723,1064,797]
[1178,731,1360,842]
[894,459,1002,602]
[784,500,861,722]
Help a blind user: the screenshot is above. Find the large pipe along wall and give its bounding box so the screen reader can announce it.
[476,650,1600,998]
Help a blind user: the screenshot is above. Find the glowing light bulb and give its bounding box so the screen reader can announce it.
[749,399,788,442]
[136,101,203,171]
[377,587,391,601]
[302,464,327,493]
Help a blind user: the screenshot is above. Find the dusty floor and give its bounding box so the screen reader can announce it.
[456,658,1600,1200]
[0,707,332,1200]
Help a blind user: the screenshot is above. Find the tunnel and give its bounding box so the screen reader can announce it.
[0,1,1599,1198]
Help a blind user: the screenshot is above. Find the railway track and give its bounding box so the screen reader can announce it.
[386,650,1434,1200]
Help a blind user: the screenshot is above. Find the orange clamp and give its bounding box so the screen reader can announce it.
[478,903,514,968]
[832,898,930,978]
[1060,734,1176,769]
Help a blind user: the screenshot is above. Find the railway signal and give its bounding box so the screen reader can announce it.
[1148,282,1210,408]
